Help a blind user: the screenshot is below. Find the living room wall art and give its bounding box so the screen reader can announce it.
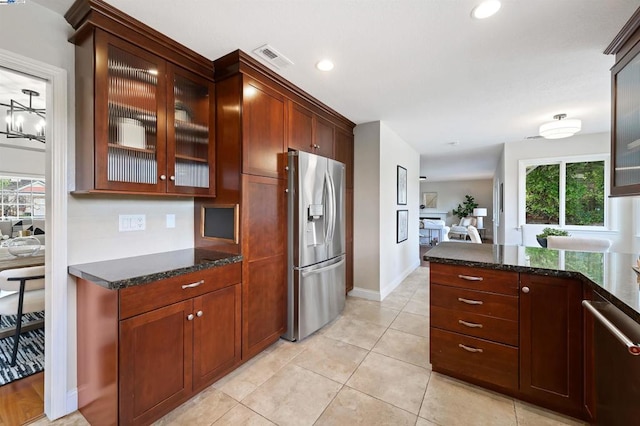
[422,192,437,208]
[397,165,407,205]
[397,209,408,243]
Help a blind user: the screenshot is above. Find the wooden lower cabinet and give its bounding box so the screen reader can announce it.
[119,300,193,425]
[77,263,242,426]
[429,263,588,420]
[519,273,584,419]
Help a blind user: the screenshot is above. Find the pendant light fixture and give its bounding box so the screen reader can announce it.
[1,89,46,143]
[539,114,581,139]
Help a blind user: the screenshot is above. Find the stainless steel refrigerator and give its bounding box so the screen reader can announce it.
[282,150,346,342]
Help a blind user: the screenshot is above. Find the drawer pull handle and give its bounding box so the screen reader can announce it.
[458,297,483,305]
[458,343,483,353]
[182,280,204,289]
[458,274,483,281]
[459,319,483,328]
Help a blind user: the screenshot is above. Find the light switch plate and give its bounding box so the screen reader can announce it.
[119,214,146,232]
[166,214,176,228]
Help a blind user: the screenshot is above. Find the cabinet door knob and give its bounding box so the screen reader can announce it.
[170,175,175,181]
[160,175,167,181]
[196,310,203,317]
[285,188,289,193]
[522,286,530,293]
[187,314,194,321]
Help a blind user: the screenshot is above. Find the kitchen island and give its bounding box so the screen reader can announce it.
[424,242,640,422]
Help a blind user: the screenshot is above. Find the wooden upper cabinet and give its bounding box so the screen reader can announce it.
[167,64,216,195]
[67,3,216,197]
[288,101,314,153]
[606,7,640,196]
[288,101,335,158]
[334,127,354,189]
[315,116,335,158]
[242,78,286,179]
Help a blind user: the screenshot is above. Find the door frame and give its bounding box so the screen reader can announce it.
[0,48,70,420]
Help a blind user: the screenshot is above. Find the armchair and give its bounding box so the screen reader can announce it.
[449,217,477,240]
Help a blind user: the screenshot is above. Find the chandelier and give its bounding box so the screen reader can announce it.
[1,89,46,143]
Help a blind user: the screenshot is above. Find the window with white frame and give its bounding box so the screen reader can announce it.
[519,156,607,228]
[0,176,45,219]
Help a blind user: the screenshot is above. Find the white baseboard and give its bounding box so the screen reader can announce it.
[66,388,78,414]
[348,286,382,301]
[349,259,421,302]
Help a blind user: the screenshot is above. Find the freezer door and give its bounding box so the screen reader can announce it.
[327,157,346,259]
[296,256,346,341]
[292,151,329,267]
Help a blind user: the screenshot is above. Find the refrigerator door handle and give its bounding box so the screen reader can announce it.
[326,171,336,243]
[324,171,334,243]
[301,257,345,278]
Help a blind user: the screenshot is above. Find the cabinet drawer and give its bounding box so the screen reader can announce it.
[431,328,518,391]
[119,262,241,319]
[431,305,518,346]
[430,263,518,296]
[431,283,518,321]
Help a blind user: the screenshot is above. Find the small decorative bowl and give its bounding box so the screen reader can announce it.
[7,236,42,257]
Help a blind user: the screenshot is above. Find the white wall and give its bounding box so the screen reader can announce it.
[354,121,420,300]
[500,131,638,252]
[353,122,380,293]
[420,179,493,238]
[0,3,194,416]
[0,145,45,177]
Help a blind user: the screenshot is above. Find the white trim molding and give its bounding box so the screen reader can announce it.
[0,48,70,420]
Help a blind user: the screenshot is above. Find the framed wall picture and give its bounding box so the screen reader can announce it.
[422,192,437,208]
[397,209,408,243]
[397,165,407,205]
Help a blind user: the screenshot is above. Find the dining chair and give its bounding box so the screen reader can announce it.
[0,265,45,366]
[546,236,612,252]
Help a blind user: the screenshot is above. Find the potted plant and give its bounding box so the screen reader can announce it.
[536,227,570,248]
[452,195,478,220]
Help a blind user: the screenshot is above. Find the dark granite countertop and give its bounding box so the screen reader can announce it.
[68,248,242,290]
[424,242,640,324]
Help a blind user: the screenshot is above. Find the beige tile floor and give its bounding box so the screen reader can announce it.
[32,266,586,426]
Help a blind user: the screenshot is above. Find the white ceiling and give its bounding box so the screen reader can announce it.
[33,0,640,181]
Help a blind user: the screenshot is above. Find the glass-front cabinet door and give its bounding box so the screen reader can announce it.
[96,30,167,193]
[611,43,640,196]
[167,65,215,195]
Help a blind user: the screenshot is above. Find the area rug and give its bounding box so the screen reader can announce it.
[0,311,44,386]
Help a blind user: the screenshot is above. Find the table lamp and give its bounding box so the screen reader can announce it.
[473,208,487,229]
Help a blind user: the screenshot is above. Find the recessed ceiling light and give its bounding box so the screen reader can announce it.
[316,59,334,71]
[471,0,501,19]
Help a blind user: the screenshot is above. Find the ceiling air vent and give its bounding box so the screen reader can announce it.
[252,44,294,69]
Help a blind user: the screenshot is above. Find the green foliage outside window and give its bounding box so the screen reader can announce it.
[526,160,604,227]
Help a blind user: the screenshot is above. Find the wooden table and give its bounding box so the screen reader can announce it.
[0,249,45,339]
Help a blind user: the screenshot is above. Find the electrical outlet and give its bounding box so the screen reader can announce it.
[166,214,176,228]
[119,214,146,232]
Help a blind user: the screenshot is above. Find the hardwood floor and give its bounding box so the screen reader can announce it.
[0,372,44,425]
